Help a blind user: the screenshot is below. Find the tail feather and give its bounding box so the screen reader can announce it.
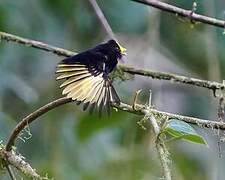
[56,62,120,115]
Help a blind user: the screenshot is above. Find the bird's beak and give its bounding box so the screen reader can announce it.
[118,44,127,56]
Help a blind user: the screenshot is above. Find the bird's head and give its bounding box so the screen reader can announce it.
[107,39,127,59]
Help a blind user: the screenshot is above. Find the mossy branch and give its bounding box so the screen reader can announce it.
[0,146,41,179]
[5,98,225,153]
[0,31,224,93]
[132,0,225,29]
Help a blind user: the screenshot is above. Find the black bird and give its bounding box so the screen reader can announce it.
[56,39,127,115]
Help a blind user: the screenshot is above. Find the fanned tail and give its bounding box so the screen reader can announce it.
[56,62,120,115]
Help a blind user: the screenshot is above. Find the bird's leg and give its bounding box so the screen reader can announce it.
[132,89,142,111]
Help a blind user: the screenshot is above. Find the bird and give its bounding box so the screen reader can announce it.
[56,39,127,115]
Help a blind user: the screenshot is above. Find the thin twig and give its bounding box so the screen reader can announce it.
[5,164,16,180]
[117,102,225,130]
[147,113,171,180]
[217,97,224,157]
[88,0,115,39]
[132,0,225,28]
[119,65,225,92]
[218,97,224,123]
[0,31,224,92]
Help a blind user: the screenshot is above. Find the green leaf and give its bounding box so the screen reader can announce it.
[165,119,207,145]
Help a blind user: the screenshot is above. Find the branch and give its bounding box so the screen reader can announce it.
[1,31,224,92]
[119,65,225,91]
[5,97,225,152]
[132,0,225,29]
[88,0,115,39]
[155,140,171,180]
[147,114,171,180]
[0,148,41,179]
[5,164,16,180]
[5,97,72,151]
[3,96,225,179]
[217,96,225,157]
[116,102,225,130]
[141,90,171,180]
[0,31,75,57]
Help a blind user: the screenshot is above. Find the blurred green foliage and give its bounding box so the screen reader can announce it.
[0,0,224,179]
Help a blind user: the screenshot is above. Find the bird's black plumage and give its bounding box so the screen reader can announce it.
[56,39,126,115]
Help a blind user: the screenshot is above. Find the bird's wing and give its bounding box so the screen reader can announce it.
[56,53,120,115]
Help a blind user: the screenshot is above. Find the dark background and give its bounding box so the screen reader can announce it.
[0,0,225,179]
